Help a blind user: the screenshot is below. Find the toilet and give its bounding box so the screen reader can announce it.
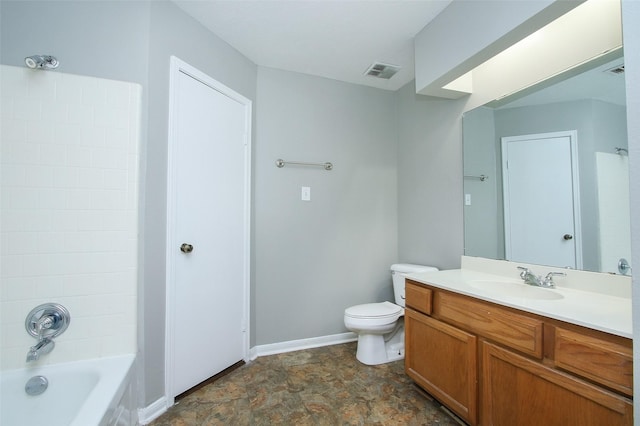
[344,263,438,365]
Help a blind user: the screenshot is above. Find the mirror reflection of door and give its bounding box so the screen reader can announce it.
[501,131,582,269]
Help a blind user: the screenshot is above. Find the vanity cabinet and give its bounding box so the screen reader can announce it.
[405,308,477,423]
[404,279,633,426]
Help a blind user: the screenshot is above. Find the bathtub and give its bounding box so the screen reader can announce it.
[0,354,136,426]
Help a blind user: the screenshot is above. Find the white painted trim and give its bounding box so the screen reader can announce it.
[137,397,168,425]
[165,56,252,408]
[569,130,583,270]
[247,345,259,362]
[501,130,583,269]
[253,332,358,357]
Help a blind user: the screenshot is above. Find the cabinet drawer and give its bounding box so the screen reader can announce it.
[554,327,633,396]
[405,280,432,315]
[435,291,543,358]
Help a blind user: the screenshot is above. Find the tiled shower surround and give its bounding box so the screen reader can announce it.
[0,65,140,369]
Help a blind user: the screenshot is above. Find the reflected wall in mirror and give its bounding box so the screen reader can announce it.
[463,51,631,275]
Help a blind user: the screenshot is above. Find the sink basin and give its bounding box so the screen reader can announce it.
[468,280,564,300]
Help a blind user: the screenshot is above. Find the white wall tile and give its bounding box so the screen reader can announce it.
[57,74,84,105]
[4,231,38,255]
[1,164,26,186]
[51,166,79,187]
[65,145,92,166]
[24,164,55,187]
[13,98,43,121]
[1,66,140,370]
[68,103,94,125]
[38,143,67,165]
[36,232,65,253]
[80,125,106,147]
[54,123,82,146]
[41,100,69,124]
[0,255,23,278]
[38,188,68,209]
[26,72,57,101]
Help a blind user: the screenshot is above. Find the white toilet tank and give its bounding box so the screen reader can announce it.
[391,263,438,307]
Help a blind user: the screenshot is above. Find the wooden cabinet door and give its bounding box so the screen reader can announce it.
[481,341,632,426]
[405,309,477,425]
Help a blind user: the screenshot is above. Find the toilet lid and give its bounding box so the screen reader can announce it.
[344,301,403,319]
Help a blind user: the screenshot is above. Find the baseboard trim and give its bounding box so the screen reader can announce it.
[247,345,259,361]
[254,332,357,357]
[138,397,168,425]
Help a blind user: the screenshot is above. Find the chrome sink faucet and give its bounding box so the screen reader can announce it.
[518,267,565,288]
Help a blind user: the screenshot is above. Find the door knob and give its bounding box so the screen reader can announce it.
[180,243,194,253]
[563,234,573,240]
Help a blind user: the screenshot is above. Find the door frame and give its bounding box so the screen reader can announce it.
[164,56,252,406]
[501,130,583,269]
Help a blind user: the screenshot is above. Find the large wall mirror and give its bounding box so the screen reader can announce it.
[463,49,630,275]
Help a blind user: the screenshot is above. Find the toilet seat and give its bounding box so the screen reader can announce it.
[344,302,403,325]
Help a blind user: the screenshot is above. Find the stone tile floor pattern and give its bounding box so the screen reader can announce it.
[150,342,462,425]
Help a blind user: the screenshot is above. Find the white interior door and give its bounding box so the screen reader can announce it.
[166,57,251,400]
[502,131,582,269]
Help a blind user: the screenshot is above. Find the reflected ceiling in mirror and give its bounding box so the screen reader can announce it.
[463,51,631,275]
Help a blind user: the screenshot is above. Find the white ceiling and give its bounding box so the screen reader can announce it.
[171,0,452,91]
[500,56,627,109]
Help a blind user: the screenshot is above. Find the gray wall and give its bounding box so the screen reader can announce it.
[395,83,466,270]
[0,0,150,85]
[254,67,398,344]
[462,107,501,259]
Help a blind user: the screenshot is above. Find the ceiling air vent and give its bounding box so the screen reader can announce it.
[604,64,625,75]
[364,62,401,79]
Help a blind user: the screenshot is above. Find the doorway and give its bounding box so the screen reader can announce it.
[165,57,251,403]
[501,131,582,269]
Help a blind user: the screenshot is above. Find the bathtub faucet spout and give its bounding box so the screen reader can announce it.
[26,337,55,362]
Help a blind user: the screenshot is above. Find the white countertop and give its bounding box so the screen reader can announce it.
[406,269,632,339]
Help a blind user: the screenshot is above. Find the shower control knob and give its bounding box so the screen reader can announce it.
[180,243,194,254]
[563,234,573,240]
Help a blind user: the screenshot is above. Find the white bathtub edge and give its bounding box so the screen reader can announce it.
[71,354,136,426]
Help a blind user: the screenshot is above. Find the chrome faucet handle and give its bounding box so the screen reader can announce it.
[25,303,70,340]
[36,315,54,339]
[517,266,544,286]
[545,271,566,278]
[517,266,530,279]
[542,272,566,288]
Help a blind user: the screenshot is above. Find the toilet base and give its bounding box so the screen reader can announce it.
[355,326,405,365]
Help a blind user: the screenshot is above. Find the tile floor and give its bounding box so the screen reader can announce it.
[150,342,461,425]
